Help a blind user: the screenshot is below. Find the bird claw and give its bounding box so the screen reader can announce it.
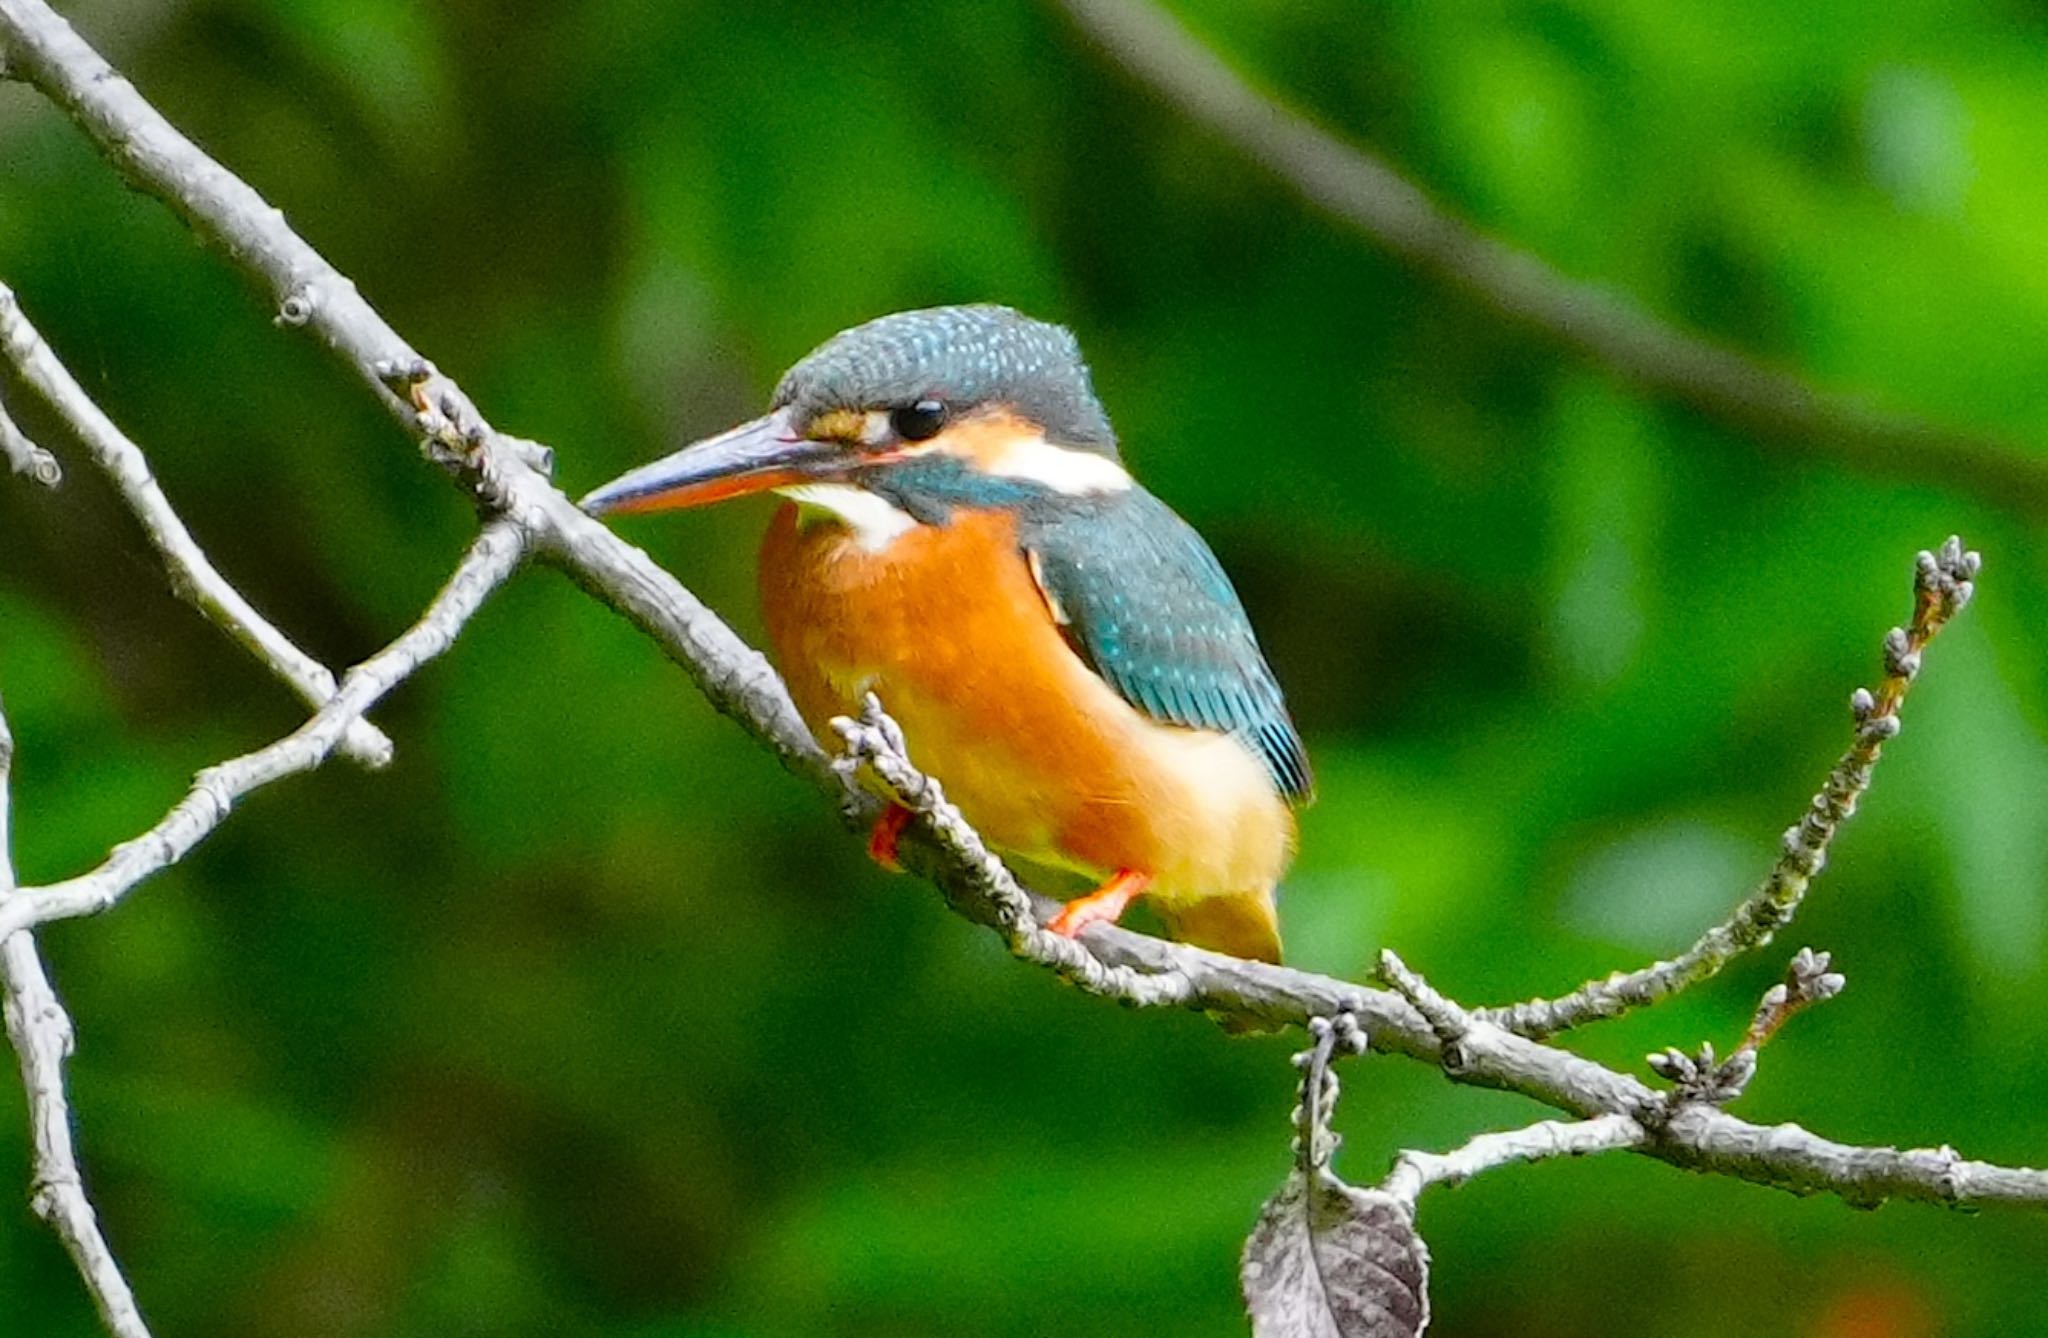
[866,803,914,872]
[1047,869,1151,937]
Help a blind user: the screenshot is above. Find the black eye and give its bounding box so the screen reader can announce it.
[888,400,947,442]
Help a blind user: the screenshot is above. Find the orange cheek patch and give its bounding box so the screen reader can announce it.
[922,408,1044,469]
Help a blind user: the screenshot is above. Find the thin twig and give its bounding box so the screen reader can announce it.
[1737,946,1846,1056]
[0,523,526,940]
[1643,947,1848,1110]
[0,280,392,768]
[1376,950,1473,1046]
[0,695,151,1337]
[1292,1014,1369,1174]
[0,387,60,486]
[1381,1114,1644,1208]
[1483,539,1978,1038]
[1052,0,2048,515]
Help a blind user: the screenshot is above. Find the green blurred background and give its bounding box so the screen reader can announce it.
[2,0,2046,1333]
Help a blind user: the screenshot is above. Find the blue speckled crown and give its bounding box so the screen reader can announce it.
[772,305,1118,455]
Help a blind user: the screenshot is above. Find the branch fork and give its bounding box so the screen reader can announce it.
[1480,537,1978,1041]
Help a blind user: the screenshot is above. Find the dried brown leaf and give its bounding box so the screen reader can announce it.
[1242,1169,1430,1338]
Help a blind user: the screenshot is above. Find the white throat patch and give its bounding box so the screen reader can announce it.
[985,436,1132,495]
[777,483,917,551]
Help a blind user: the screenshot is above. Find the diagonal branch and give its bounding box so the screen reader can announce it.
[0,697,151,1338]
[1482,538,1978,1038]
[0,522,526,941]
[1052,0,2048,515]
[0,280,392,768]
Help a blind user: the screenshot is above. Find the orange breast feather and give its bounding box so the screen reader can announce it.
[757,501,1293,948]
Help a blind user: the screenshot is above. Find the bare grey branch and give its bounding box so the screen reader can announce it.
[1657,1107,2048,1209]
[1289,1015,1368,1174]
[1484,539,1978,1038]
[1373,951,1470,1044]
[0,696,151,1336]
[1381,1114,1644,1208]
[825,702,2048,1215]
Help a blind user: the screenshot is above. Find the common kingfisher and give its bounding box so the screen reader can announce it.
[582,306,1311,962]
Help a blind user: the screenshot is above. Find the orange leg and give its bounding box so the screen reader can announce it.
[1048,869,1152,938]
[866,802,914,872]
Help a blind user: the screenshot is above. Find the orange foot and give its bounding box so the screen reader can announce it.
[1048,869,1152,938]
[866,802,914,872]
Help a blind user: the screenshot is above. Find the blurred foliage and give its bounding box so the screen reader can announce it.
[2,0,2047,1333]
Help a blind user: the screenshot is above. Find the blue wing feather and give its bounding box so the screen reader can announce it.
[1020,488,1313,802]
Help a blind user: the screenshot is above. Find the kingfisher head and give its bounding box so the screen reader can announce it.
[581,306,1133,530]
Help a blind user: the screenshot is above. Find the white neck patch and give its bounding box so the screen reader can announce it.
[985,435,1132,495]
[777,483,917,552]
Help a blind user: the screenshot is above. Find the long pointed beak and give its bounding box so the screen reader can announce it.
[579,409,839,516]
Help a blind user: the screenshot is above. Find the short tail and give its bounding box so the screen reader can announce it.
[1158,890,1282,964]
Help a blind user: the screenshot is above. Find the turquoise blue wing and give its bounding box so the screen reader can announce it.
[1021,488,1312,802]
